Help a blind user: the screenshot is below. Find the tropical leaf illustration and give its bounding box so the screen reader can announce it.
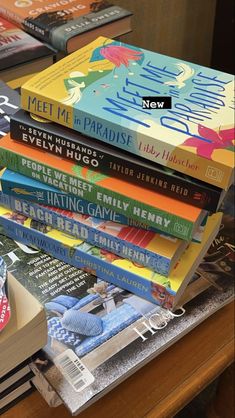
[183,125,235,159]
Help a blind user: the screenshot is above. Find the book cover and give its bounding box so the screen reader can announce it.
[20,37,235,189]
[0,205,222,309]
[0,168,207,242]
[0,192,233,415]
[0,192,188,276]
[10,109,225,212]
[31,282,234,416]
[0,80,20,139]
[0,16,54,70]
[0,1,132,53]
[0,134,206,241]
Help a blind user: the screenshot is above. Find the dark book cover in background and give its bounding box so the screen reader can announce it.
[0,81,20,139]
[0,17,54,71]
[10,109,225,212]
[0,187,233,415]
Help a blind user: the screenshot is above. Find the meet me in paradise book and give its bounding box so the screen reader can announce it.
[10,109,226,212]
[0,202,222,309]
[0,1,132,53]
[0,201,233,415]
[0,134,207,241]
[19,36,235,189]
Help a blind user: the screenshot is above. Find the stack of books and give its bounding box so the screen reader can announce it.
[0,37,234,310]
[0,271,47,413]
[0,37,234,412]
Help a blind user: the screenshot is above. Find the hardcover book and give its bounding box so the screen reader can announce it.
[0,192,189,276]
[0,80,20,139]
[0,134,207,241]
[10,109,226,212]
[0,205,222,309]
[0,1,132,53]
[0,192,233,415]
[0,17,55,86]
[20,37,235,189]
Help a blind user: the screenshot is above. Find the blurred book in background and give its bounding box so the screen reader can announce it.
[0,17,55,88]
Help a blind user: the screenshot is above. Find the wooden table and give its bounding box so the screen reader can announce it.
[3,302,234,418]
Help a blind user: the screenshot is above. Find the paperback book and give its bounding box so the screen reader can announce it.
[0,205,222,309]
[0,80,20,139]
[0,193,189,276]
[0,190,233,415]
[0,167,207,241]
[10,109,226,212]
[0,1,132,53]
[0,167,157,229]
[0,17,55,85]
[0,134,207,240]
[20,37,235,189]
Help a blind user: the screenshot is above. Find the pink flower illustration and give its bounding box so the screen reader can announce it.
[100,45,143,68]
[183,125,234,159]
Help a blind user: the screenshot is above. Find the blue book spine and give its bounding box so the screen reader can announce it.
[0,193,172,275]
[0,213,175,308]
[0,168,155,230]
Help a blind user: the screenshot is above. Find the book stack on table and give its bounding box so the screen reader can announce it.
[0,37,234,413]
[0,37,234,309]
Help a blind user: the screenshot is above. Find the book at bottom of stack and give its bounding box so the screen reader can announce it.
[0,201,233,415]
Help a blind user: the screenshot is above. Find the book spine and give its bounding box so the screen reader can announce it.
[0,214,176,308]
[50,6,131,52]
[0,7,46,41]
[0,173,160,232]
[0,193,172,276]
[21,88,234,189]
[0,148,195,240]
[10,116,222,212]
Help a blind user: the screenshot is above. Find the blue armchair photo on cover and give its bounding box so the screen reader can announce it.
[45,282,178,362]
